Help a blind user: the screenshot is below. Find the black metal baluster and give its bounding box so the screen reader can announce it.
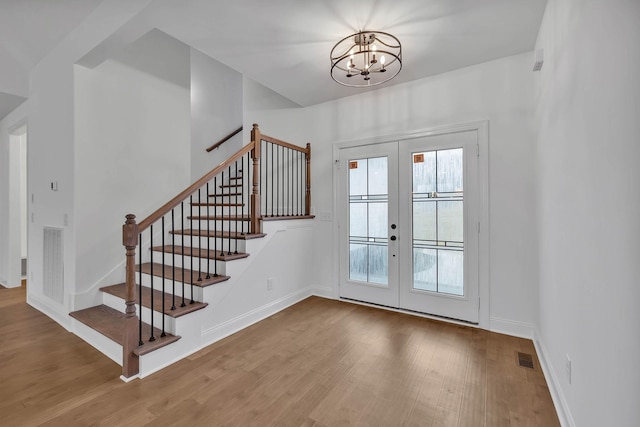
[241,153,247,235]
[292,149,295,216]
[206,183,211,279]
[272,143,275,217]
[221,170,225,255]
[171,209,176,310]
[260,140,263,217]
[197,189,202,282]
[149,225,155,342]
[161,217,166,337]
[214,177,220,276]
[300,151,304,216]
[287,147,291,216]
[138,232,143,346]
[190,194,195,304]
[181,202,186,307]
[234,161,239,253]
[276,144,280,217]
[227,166,232,255]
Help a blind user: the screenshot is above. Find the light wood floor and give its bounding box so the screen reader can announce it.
[0,286,559,426]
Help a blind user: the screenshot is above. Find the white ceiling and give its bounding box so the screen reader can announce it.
[0,0,103,70]
[151,0,547,106]
[0,0,103,119]
[0,0,547,115]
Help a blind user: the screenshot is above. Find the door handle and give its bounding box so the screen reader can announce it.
[390,235,397,241]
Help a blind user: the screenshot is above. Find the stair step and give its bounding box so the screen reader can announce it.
[229,176,242,181]
[262,214,315,221]
[170,229,266,240]
[100,283,208,318]
[70,305,180,356]
[191,202,245,207]
[208,193,241,197]
[151,245,250,261]
[219,184,243,188]
[188,215,251,221]
[135,263,230,287]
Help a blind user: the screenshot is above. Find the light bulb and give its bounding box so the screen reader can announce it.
[380,55,386,65]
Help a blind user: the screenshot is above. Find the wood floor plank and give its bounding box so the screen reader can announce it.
[1,288,560,426]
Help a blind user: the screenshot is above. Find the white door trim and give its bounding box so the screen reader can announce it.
[331,121,490,329]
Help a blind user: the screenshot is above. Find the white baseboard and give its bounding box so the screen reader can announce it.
[311,285,334,299]
[27,292,72,332]
[533,328,575,427]
[201,287,313,347]
[489,316,534,339]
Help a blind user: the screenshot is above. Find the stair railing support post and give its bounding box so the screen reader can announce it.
[122,214,140,379]
[305,143,311,216]
[250,124,261,234]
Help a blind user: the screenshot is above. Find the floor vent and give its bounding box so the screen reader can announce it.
[43,227,64,304]
[517,351,535,369]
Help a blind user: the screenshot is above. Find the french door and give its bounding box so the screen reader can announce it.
[338,131,480,323]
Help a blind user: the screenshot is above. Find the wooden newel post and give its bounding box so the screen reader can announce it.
[250,124,261,234]
[305,143,311,216]
[122,214,139,379]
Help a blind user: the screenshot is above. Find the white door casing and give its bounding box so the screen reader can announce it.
[334,122,488,325]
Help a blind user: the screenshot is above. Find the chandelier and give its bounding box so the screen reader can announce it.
[330,30,402,87]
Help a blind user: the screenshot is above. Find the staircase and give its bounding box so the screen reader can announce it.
[69,124,312,380]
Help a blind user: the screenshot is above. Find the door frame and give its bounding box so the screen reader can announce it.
[331,121,490,328]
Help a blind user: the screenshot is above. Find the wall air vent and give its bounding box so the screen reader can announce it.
[43,227,64,303]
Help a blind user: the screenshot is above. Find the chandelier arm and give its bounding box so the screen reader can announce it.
[331,41,359,61]
[375,39,401,49]
[376,49,402,66]
[330,30,402,87]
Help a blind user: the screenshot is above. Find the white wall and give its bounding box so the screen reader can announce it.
[25,0,155,323]
[534,1,640,426]
[190,49,243,180]
[0,46,29,99]
[19,132,27,260]
[201,220,314,342]
[73,30,191,308]
[252,52,538,332]
[0,103,27,288]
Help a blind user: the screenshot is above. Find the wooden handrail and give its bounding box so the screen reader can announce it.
[121,123,310,379]
[205,126,243,152]
[138,141,255,232]
[260,133,310,154]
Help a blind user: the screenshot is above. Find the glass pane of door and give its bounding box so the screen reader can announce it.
[349,157,389,285]
[412,148,464,295]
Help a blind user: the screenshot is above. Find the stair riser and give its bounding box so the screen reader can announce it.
[102,292,178,335]
[147,255,227,276]
[169,236,248,253]
[138,309,207,379]
[184,219,251,232]
[137,274,203,301]
[187,206,249,215]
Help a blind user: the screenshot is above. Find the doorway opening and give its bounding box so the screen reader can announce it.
[335,124,489,325]
[9,125,28,288]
